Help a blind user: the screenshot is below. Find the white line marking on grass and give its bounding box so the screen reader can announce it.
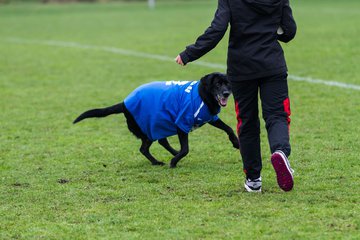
[287,75,360,91]
[4,37,360,91]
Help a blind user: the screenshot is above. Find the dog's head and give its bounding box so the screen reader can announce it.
[200,72,231,108]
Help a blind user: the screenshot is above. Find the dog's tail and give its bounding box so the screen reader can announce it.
[73,103,124,124]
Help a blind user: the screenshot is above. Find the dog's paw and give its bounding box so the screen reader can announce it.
[229,135,240,149]
[152,161,165,166]
[169,163,177,168]
[232,141,240,149]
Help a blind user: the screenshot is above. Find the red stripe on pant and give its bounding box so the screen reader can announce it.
[235,100,242,135]
[283,98,291,132]
[235,101,247,175]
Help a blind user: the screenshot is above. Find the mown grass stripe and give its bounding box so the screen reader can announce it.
[5,37,360,91]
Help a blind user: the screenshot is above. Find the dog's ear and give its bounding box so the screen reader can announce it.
[200,73,210,87]
[200,72,218,85]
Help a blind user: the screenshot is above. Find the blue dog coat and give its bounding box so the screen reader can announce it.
[124,81,220,141]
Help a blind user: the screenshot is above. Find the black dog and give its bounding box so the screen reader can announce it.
[74,72,239,168]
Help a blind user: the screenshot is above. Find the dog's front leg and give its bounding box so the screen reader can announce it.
[169,128,189,168]
[209,119,239,149]
[140,138,165,166]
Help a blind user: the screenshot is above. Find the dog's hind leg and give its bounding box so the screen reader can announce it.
[158,138,179,156]
[140,138,165,166]
[169,129,189,168]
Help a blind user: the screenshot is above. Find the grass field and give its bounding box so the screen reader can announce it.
[0,0,359,239]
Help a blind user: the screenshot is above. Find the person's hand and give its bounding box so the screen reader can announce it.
[175,55,184,66]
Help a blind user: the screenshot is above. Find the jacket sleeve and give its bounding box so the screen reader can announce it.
[278,0,297,43]
[179,0,230,65]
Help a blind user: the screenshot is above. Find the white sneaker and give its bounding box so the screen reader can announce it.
[244,177,262,192]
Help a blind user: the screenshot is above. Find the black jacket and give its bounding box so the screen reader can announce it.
[179,0,297,81]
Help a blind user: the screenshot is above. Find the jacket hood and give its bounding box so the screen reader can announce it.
[244,0,282,15]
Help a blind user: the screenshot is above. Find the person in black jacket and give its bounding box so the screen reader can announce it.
[175,0,297,192]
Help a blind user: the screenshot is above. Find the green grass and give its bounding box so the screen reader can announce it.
[0,0,359,239]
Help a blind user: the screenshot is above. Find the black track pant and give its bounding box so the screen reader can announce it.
[231,73,291,180]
